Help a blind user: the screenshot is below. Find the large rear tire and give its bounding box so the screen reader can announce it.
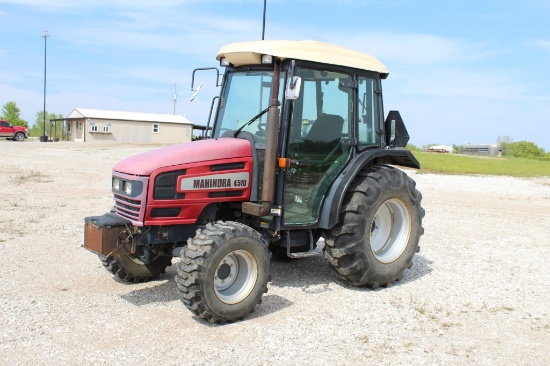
[324,165,424,288]
[176,221,271,323]
[100,253,172,283]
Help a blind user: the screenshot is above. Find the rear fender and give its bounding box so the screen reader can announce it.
[318,149,420,230]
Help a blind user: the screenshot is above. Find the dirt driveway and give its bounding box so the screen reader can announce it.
[1,140,549,365]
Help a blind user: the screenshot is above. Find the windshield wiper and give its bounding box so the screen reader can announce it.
[233,107,270,138]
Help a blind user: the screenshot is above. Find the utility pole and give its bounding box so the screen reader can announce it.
[40,30,50,142]
[173,83,177,114]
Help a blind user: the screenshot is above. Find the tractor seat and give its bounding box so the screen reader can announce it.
[306,113,344,142]
[303,113,344,153]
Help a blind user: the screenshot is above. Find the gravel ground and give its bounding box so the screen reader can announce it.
[1,140,549,365]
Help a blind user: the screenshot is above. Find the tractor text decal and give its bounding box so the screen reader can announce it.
[179,172,249,191]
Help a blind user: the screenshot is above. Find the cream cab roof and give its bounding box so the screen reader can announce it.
[217,40,389,77]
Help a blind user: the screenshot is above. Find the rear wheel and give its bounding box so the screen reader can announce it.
[176,221,270,323]
[100,253,172,283]
[324,165,424,288]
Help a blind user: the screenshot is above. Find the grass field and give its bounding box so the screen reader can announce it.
[413,151,550,177]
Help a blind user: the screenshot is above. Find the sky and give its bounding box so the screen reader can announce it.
[1,0,549,150]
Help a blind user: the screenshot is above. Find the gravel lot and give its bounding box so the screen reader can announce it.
[1,140,549,365]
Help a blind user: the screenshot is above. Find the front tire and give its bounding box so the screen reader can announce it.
[324,165,424,288]
[176,221,270,323]
[100,253,172,283]
[14,132,25,141]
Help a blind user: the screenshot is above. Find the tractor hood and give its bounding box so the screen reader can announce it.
[113,138,252,176]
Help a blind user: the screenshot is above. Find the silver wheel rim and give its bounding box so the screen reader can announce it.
[15,133,24,141]
[370,198,411,263]
[214,249,258,305]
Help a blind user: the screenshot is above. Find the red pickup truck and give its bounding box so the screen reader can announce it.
[0,120,28,141]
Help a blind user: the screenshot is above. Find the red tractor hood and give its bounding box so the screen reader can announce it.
[113,138,252,176]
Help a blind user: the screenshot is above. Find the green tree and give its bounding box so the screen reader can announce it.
[497,136,513,156]
[0,101,29,128]
[30,111,48,137]
[452,144,462,154]
[507,141,545,159]
[30,111,64,138]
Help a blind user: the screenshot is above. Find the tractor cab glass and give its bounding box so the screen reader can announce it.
[283,68,354,225]
[213,70,281,140]
[357,77,381,149]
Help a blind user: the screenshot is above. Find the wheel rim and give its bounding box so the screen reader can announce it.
[370,198,411,263]
[214,249,258,305]
[15,133,24,141]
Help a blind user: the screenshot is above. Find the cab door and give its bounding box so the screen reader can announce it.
[0,120,11,137]
[282,67,354,226]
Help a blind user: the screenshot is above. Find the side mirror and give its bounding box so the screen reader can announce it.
[190,67,222,102]
[190,83,203,102]
[285,76,301,100]
[384,110,410,147]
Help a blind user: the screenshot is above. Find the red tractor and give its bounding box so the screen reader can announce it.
[84,40,424,323]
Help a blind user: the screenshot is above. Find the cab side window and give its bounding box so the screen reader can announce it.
[357,77,380,149]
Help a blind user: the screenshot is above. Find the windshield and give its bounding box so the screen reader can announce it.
[213,70,277,139]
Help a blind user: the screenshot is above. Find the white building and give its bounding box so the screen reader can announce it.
[59,108,194,144]
[427,145,453,153]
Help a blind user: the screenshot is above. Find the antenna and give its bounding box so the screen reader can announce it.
[173,83,177,114]
[262,0,266,40]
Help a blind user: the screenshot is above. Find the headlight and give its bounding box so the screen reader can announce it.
[123,181,133,195]
[112,178,121,191]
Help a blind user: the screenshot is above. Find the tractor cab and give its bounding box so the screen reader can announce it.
[205,41,416,231]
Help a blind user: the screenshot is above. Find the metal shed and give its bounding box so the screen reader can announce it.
[55,108,195,144]
[462,144,502,156]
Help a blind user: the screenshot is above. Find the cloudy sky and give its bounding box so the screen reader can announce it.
[1,0,549,150]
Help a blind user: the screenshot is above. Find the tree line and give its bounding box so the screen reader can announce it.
[409,137,549,161]
[1,101,64,138]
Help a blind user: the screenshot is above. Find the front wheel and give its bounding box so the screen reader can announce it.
[324,165,424,288]
[14,132,25,141]
[176,221,271,323]
[100,253,172,283]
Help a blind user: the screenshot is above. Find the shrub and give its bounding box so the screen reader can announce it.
[507,141,545,160]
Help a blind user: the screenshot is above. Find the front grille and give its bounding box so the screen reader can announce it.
[114,193,141,221]
[112,172,148,225]
[116,195,140,205]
